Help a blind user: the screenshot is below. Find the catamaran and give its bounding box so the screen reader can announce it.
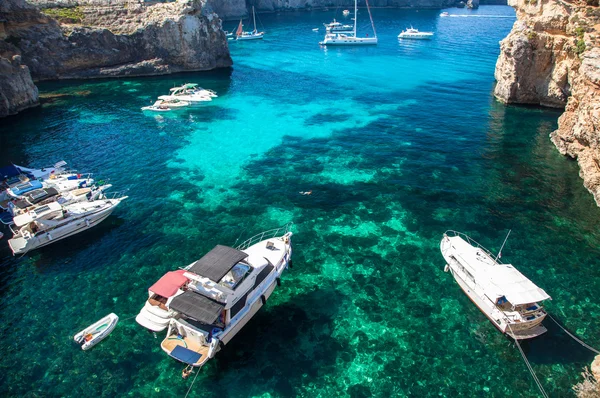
[8,195,127,255]
[398,27,434,40]
[236,6,264,40]
[137,225,293,369]
[320,0,377,46]
[440,231,551,340]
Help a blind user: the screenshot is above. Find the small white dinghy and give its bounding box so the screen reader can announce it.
[74,313,119,350]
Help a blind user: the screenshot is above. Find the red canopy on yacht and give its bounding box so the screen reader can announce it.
[149,270,188,298]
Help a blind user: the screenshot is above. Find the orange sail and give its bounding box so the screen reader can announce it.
[236,20,243,37]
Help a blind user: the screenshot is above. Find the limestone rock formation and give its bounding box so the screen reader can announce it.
[5,0,231,81]
[0,46,39,117]
[494,0,600,206]
[467,0,479,9]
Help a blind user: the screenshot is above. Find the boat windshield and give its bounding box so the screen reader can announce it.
[218,263,251,290]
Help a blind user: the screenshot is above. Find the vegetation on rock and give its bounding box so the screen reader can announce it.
[40,6,83,24]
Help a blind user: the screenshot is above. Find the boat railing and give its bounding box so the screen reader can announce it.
[103,189,129,201]
[235,222,293,250]
[443,230,503,263]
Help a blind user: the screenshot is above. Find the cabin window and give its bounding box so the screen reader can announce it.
[34,205,51,214]
[219,263,251,290]
[230,292,249,318]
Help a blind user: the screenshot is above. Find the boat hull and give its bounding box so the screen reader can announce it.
[320,37,378,46]
[8,203,117,255]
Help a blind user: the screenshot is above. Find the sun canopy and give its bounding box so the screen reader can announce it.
[169,291,225,324]
[0,165,21,179]
[188,245,248,282]
[484,264,551,305]
[149,270,188,298]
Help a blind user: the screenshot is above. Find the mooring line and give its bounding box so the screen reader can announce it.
[506,322,549,398]
[184,368,200,398]
[547,314,600,354]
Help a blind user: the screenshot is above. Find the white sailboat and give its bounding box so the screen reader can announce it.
[236,6,264,41]
[441,231,551,340]
[320,0,377,46]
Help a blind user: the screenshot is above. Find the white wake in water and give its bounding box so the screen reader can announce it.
[443,14,516,18]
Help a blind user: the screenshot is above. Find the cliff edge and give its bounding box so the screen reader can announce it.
[494,0,600,206]
[4,0,231,81]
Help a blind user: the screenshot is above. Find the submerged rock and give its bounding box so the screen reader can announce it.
[494,0,600,207]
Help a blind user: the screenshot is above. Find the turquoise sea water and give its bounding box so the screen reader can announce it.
[1,5,599,397]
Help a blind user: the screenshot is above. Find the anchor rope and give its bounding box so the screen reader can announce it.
[506,322,549,398]
[184,367,200,398]
[547,314,600,354]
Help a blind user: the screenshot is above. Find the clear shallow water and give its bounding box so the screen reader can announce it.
[0,6,599,397]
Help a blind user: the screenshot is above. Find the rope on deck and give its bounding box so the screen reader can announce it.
[547,314,600,355]
[506,323,549,398]
[184,368,200,398]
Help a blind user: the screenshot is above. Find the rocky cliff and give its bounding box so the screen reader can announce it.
[494,0,600,206]
[4,0,231,81]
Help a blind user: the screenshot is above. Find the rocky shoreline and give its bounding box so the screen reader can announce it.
[0,0,232,117]
[494,0,600,206]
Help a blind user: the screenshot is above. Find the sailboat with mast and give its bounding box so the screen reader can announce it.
[319,0,377,46]
[236,6,264,40]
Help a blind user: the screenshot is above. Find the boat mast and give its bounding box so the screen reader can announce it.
[494,229,512,262]
[365,0,376,38]
[252,6,257,33]
[353,0,357,37]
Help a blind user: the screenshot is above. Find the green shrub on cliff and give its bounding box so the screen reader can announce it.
[576,39,586,55]
[40,7,84,24]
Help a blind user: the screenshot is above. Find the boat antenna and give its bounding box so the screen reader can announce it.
[494,229,511,262]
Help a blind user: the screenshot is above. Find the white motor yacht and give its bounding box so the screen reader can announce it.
[324,19,353,32]
[440,231,551,340]
[440,12,449,16]
[398,27,434,40]
[343,9,350,16]
[154,225,293,368]
[8,196,127,255]
[142,98,190,112]
[320,0,377,46]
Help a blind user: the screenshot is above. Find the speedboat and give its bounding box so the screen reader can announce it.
[142,98,190,112]
[441,231,551,340]
[153,225,293,368]
[163,83,216,102]
[343,9,350,16]
[324,19,353,32]
[440,12,449,16]
[398,27,434,40]
[7,195,127,255]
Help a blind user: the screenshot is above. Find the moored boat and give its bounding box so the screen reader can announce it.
[324,19,353,32]
[236,7,264,41]
[440,231,551,340]
[74,313,119,350]
[398,27,434,40]
[149,224,293,368]
[8,195,127,255]
[320,0,377,46]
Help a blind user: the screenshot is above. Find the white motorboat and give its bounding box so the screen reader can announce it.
[320,0,377,46]
[236,7,264,41]
[398,27,434,40]
[74,313,119,350]
[156,225,293,368]
[343,9,350,16]
[142,98,190,112]
[13,160,68,181]
[8,196,127,255]
[163,83,216,103]
[440,231,551,340]
[8,184,112,218]
[312,28,319,32]
[324,19,353,32]
[440,12,449,16]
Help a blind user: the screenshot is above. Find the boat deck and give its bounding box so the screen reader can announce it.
[161,336,210,367]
